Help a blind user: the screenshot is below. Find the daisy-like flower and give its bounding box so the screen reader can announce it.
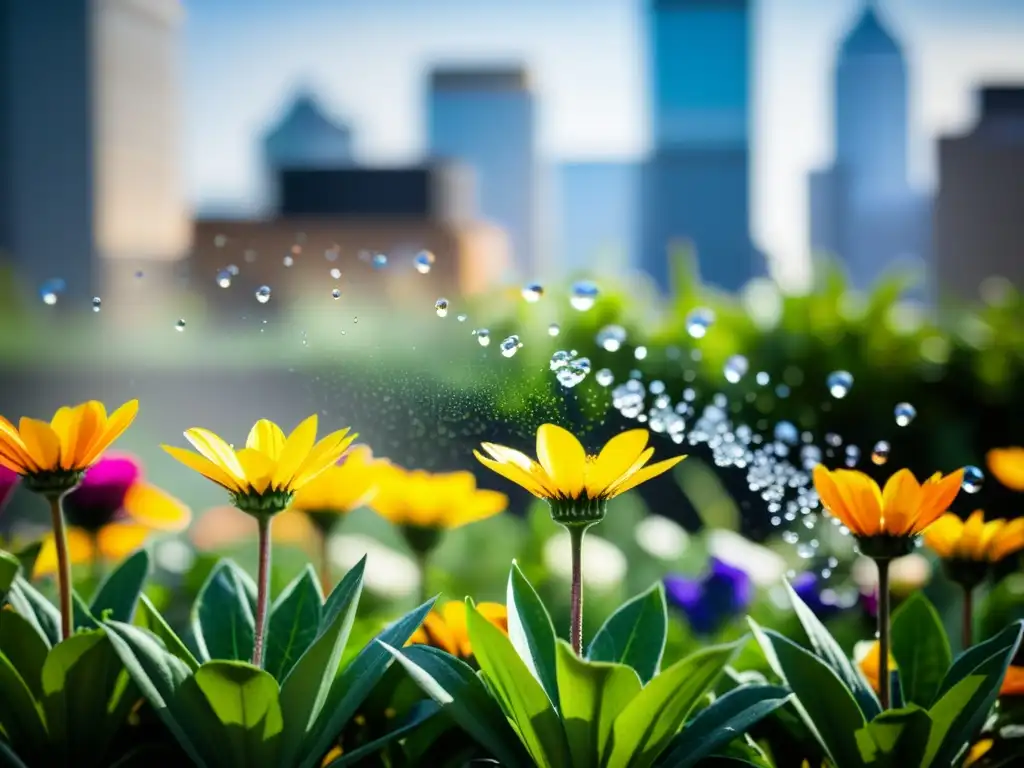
[408,601,508,659]
[162,415,355,668]
[987,447,1024,492]
[1000,665,1024,697]
[857,640,897,695]
[475,424,685,655]
[0,399,139,640]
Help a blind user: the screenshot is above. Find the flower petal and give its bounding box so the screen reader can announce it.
[236,448,277,494]
[246,419,287,460]
[291,429,354,489]
[33,528,95,577]
[79,400,138,468]
[988,448,1024,492]
[162,445,243,493]
[0,415,36,472]
[272,415,319,489]
[536,424,586,498]
[473,450,547,498]
[923,513,963,559]
[990,518,1024,562]
[184,427,246,482]
[880,469,922,536]
[957,510,987,559]
[480,443,555,495]
[448,489,508,528]
[606,454,687,498]
[913,469,965,534]
[19,417,62,472]
[585,429,649,497]
[97,523,152,561]
[123,481,191,531]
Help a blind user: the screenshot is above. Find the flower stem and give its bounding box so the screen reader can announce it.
[876,558,892,709]
[252,516,273,668]
[416,551,430,605]
[962,584,973,650]
[318,531,331,594]
[48,495,73,642]
[568,524,587,656]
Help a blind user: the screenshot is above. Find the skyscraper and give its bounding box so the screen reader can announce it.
[557,162,639,277]
[640,0,757,293]
[427,66,535,278]
[934,87,1024,299]
[808,1,929,293]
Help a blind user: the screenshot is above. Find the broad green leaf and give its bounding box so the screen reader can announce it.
[587,582,667,686]
[189,661,283,768]
[855,705,932,766]
[136,593,199,671]
[264,565,322,682]
[11,543,41,586]
[41,630,138,767]
[752,624,866,768]
[323,701,440,767]
[0,550,18,600]
[385,643,531,768]
[0,738,31,768]
[935,620,1024,702]
[0,609,48,700]
[7,577,60,647]
[507,561,560,709]
[468,602,571,768]
[191,561,256,662]
[555,638,641,768]
[107,744,192,767]
[277,558,363,768]
[103,620,208,767]
[925,623,1023,768]
[608,638,742,768]
[891,593,952,707]
[299,598,437,768]
[72,591,100,632]
[319,556,365,635]
[90,548,149,623]
[657,684,790,768]
[783,578,881,720]
[0,650,48,763]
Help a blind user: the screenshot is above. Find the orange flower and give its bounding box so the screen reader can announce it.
[1000,665,1024,697]
[857,640,897,693]
[988,447,1024,492]
[408,601,508,658]
[925,510,1024,564]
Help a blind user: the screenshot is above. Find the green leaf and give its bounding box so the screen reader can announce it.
[276,557,363,768]
[891,593,952,707]
[0,609,48,700]
[657,684,790,768]
[6,577,60,648]
[10,543,41,586]
[924,622,1023,768]
[41,630,138,767]
[136,593,199,671]
[507,561,560,710]
[0,738,31,768]
[90,548,149,623]
[587,582,668,686]
[0,550,19,601]
[555,638,641,768]
[783,578,881,720]
[72,591,100,632]
[384,643,532,768]
[935,620,1024,702]
[855,705,932,766]
[323,701,440,767]
[188,661,283,768]
[0,650,48,763]
[468,602,571,768]
[192,560,256,662]
[264,565,322,682]
[752,624,866,768]
[608,638,743,768]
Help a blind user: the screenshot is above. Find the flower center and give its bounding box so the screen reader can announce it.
[231,489,294,520]
[547,496,608,527]
[21,470,84,498]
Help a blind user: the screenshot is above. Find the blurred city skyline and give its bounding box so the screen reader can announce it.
[184,0,1024,290]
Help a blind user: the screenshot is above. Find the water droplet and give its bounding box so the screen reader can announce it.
[871,440,890,465]
[550,350,572,371]
[330,268,342,280]
[569,280,599,311]
[175,318,186,332]
[331,288,341,300]
[499,334,522,357]
[216,269,232,288]
[596,368,615,387]
[894,402,916,427]
[557,356,591,388]
[724,354,749,384]
[282,255,294,267]
[827,370,853,399]
[39,278,65,305]
[774,421,799,445]
[457,313,468,322]
[414,250,435,274]
[474,329,491,347]
[685,307,715,338]
[845,444,861,467]
[962,466,984,494]
[522,282,544,303]
[825,432,842,447]
[435,298,449,317]
[91,296,102,312]
[547,323,560,337]
[634,346,648,360]
[597,324,627,352]
[372,253,388,269]
[227,264,240,276]
[255,285,272,304]
[755,371,770,386]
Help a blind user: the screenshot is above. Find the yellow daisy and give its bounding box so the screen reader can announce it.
[162,415,355,516]
[408,601,508,659]
[369,465,508,532]
[925,510,1024,565]
[291,446,386,534]
[988,447,1024,492]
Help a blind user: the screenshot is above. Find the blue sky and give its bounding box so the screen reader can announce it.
[183,0,1024,289]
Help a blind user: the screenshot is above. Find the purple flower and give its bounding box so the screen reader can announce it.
[0,465,18,513]
[665,558,754,635]
[792,572,843,620]
[63,453,141,532]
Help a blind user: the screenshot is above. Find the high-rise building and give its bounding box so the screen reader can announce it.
[427,66,536,278]
[934,87,1024,299]
[808,1,930,293]
[640,0,757,293]
[556,162,639,277]
[0,0,188,302]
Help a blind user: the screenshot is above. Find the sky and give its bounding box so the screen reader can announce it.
[182,0,1024,290]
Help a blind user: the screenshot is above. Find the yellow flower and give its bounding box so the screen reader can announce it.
[162,415,355,515]
[857,640,897,693]
[369,465,508,531]
[925,510,1024,564]
[988,447,1024,492]
[964,740,993,768]
[408,601,508,658]
[34,481,190,577]
[474,424,685,524]
[813,466,964,540]
[0,400,139,494]
[291,446,386,534]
